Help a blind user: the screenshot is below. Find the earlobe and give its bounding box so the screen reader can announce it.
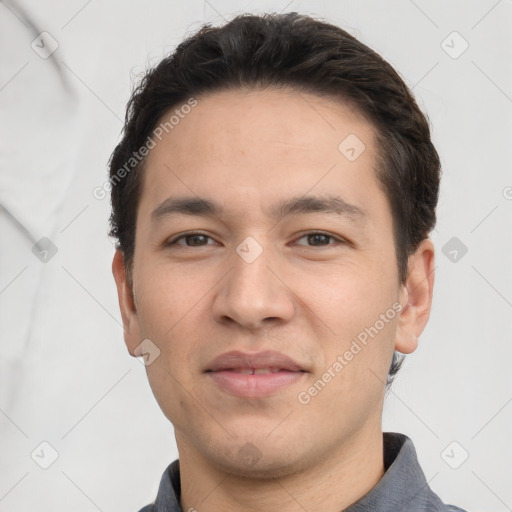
[394,238,435,355]
[112,249,141,356]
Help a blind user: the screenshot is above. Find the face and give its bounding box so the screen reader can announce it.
[113,87,434,478]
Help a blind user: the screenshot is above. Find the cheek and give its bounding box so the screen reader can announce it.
[293,258,394,333]
[293,259,398,380]
[136,270,208,426]
[133,266,209,413]
[145,361,200,431]
[134,260,207,339]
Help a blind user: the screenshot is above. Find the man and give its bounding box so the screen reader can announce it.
[109,12,467,512]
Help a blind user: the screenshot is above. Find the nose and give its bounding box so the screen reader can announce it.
[212,240,295,331]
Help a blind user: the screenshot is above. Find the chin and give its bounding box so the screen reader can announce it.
[218,452,306,480]
[203,434,313,480]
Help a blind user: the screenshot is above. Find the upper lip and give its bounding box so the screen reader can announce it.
[205,350,306,372]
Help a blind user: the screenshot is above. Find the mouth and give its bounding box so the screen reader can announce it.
[206,368,306,398]
[204,350,308,398]
[209,367,301,375]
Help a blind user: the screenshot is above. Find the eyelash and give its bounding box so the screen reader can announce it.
[166,231,346,248]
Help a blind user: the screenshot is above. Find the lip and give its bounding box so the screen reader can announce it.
[205,350,305,373]
[205,350,308,398]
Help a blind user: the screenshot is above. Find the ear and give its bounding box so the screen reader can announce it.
[112,249,142,356]
[395,238,435,354]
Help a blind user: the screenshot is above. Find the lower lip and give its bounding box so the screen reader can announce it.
[207,370,306,398]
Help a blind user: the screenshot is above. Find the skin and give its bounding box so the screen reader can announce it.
[112,87,435,512]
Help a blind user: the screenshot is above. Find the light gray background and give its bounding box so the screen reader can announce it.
[1,1,511,511]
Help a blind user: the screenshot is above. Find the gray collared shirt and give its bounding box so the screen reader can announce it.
[138,432,467,512]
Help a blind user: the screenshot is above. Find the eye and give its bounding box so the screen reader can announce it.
[167,232,217,247]
[295,231,345,247]
[164,231,345,249]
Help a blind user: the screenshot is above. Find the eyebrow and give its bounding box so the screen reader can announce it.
[150,194,367,224]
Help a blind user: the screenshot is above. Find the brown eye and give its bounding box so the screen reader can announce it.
[307,233,330,246]
[167,232,216,247]
[183,234,209,246]
[295,232,343,247]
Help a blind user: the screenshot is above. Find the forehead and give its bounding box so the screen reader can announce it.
[137,87,389,228]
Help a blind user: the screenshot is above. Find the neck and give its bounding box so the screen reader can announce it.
[177,424,385,512]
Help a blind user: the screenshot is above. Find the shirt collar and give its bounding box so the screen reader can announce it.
[344,432,447,511]
[150,433,452,512]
